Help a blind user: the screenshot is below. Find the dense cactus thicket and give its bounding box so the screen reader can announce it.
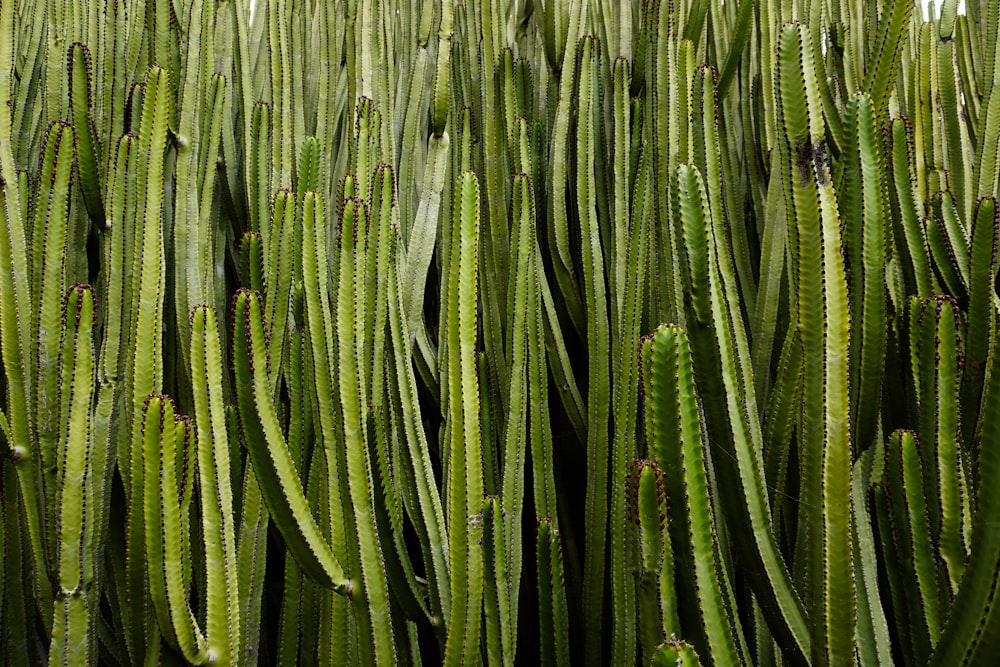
[2,0,1000,664]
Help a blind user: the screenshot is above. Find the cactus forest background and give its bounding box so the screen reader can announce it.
[3,0,1000,664]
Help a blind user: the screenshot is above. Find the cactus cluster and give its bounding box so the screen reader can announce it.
[1,0,1000,665]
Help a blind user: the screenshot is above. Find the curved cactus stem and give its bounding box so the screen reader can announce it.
[232,289,350,594]
[675,161,809,661]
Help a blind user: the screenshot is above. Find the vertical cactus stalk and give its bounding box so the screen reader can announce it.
[675,160,809,660]
[124,65,172,663]
[142,394,211,663]
[840,93,887,452]
[385,209,450,624]
[67,42,105,228]
[32,120,77,568]
[443,171,484,666]
[189,306,241,664]
[575,33,614,666]
[335,195,396,665]
[881,429,941,660]
[645,324,743,664]
[493,171,535,665]
[960,196,999,446]
[931,329,1000,663]
[536,516,569,667]
[777,22,855,664]
[299,188,353,659]
[911,296,968,594]
[49,284,96,667]
[609,58,648,661]
[631,458,676,660]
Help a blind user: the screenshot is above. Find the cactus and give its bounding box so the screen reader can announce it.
[4,1,1000,665]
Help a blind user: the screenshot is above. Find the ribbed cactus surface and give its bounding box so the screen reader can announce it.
[1,0,999,665]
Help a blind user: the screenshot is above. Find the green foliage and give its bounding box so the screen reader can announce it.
[2,1,1000,665]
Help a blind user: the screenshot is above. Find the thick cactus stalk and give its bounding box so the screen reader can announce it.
[49,285,96,667]
[645,324,744,664]
[443,171,484,666]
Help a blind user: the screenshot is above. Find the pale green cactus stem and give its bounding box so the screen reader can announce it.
[31,120,76,582]
[494,171,535,666]
[385,198,451,623]
[777,22,855,664]
[122,63,173,664]
[335,194,396,665]
[443,171,484,666]
[675,155,808,661]
[232,287,351,595]
[49,284,96,667]
[188,306,242,663]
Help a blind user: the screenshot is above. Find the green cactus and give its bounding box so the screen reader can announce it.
[3,1,1000,665]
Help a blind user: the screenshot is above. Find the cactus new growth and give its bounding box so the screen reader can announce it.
[3,0,1000,665]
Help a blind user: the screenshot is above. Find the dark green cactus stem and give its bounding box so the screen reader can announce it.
[911,296,969,595]
[645,324,744,664]
[536,516,569,667]
[67,43,104,228]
